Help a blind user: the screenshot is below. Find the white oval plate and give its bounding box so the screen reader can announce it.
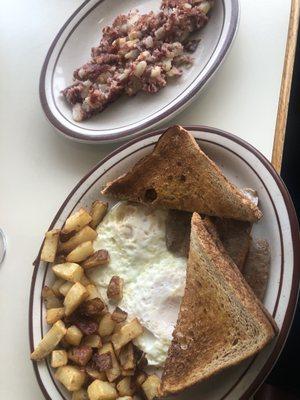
[40,0,239,143]
[30,126,300,399]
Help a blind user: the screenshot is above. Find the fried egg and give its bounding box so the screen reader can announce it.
[88,202,187,367]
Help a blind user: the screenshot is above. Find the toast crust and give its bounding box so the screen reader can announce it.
[102,126,262,222]
[159,213,277,396]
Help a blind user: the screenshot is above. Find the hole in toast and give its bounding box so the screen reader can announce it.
[144,188,157,203]
[180,174,186,182]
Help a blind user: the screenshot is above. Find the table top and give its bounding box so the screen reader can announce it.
[0,0,293,398]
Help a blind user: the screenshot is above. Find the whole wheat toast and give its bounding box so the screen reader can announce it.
[102,126,262,222]
[159,213,277,396]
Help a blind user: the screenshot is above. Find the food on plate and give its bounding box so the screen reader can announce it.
[31,126,277,399]
[102,126,262,222]
[41,229,60,262]
[62,0,214,121]
[243,239,271,301]
[159,213,277,396]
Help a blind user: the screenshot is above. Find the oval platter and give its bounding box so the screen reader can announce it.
[29,126,300,399]
[40,0,239,143]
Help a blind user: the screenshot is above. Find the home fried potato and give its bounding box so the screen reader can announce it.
[42,286,63,309]
[60,226,97,253]
[62,208,92,236]
[51,349,68,368]
[78,298,105,317]
[86,284,101,300]
[82,250,110,270]
[59,281,73,297]
[141,375,161,400]
[72,389,89,400]
[80,273,92,286]
[51,279,64,296]
[68,345,93,367]
[107,276,124,302]
[112,308,127,323]
[121,368,135,377]
[81,334,102,349]
[64,282,88,316]
[87,379,117,400]
[52,263,84,283]
[98,313,116,337]
[99,343,121,382]
[41,229,60,262]
[111,319,143,351]
[65,325,83,346]
[46,307,65,325]
[66,241,94,263]
[86,365,107,381]
[119,343,135,371]
[55,365,86,392]
[92,352,112,371]
[31,320,66,361]
[116,377,135,397]
[135,371,147,387]
[90,201,108,229]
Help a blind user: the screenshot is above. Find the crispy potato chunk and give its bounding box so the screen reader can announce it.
[92,352,112,371]
[60,226,97,253]
[98,313,116,337]
[82,250,110,270]
[121,368,135,377]
[55,365,86,392]
[66,241,94,263]
[87,379,117,400]
[42,286,63,309]
[72,389,89,400]
[52,262,84,283]
[99,343,121,382]
[41,229,60,262]
[119,343,135,371]
[65,325,83,346]
[51,279,64,296]
[111,308,127,323]
[90,201,108,229]
[46,307,65,325]
[80,273,92,286]
[86,364,107,381]
[68,345,93,367]
[81,334,102,349]
[86,284,100,300]
[111,319,143,351]
[59,281,73,297]
[31,320,66,361]
[135,371,147,387]
[64,282,88,316]
[107,276,124,302]
[116,377,135,397]
[141,375,161,400]
[51,349,68,368]
[78,298,106,317]
[62,208,92,235]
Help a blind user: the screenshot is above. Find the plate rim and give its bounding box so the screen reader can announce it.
[29,125,300,399]
[39,0,240,143]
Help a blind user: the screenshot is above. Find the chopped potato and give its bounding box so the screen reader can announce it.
[86,284,100,300]
[135,371,147,387]
[62,208,92,235]
[72,389,89,400]
[119,343,135,371]
[121,369,135,377]
[79,298,105,317]
[65,325,83,346]
[59,281,73,297]
[107,276,124,302]
[51,349,68,368]
[92,352,112,371]
[64,282,88,316]
[86,366,107,381]
[42,286,63,309]
[82,250,110,270]
[31,320,66,361]
[90,201,108,229]
[81,334,102,349]
[55,365,86,392]
[141,375,161,400]
[98,313,116,337]
[111,319,143,351]
[46,307,65,325]
[116,377,135,397]
[60,226,97,253]
[87,379,117,400]
[41,229,60,262]
[99,343,121,382]
[51,279,64,296]
[112,308,127,323]
[80,273,92,287]
[52,262,84,283]
[68,346,93,367]
[66,241,94,263]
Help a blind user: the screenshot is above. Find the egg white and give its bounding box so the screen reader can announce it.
[88,202,187,367]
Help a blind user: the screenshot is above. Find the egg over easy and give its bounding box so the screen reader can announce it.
[89,202,187,367]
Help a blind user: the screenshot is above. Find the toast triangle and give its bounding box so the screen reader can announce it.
[159,213,276,396]
[102,126,262,222]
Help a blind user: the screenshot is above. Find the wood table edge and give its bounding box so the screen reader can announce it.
[272,0,300,173]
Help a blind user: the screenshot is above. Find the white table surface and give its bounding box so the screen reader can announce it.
[0,0,291,398]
